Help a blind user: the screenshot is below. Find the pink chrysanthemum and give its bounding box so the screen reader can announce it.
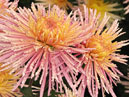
[124,0,129,14]
[0,3,93,97]
[75,8,129,97]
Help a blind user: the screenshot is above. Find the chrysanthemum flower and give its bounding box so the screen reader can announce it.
[0,3,93,97]
[0,0,19,16]
[75,8,129,97]
[35,0,73,10]
[124,0,129,14]
[77,0,123,25]
[0,64,22,97]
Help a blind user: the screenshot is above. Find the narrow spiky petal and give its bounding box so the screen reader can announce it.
[0,0,19,15]
[119,68,129,93]
[124,0,129,14]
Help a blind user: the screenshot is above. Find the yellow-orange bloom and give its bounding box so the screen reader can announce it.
[35,0,73,10]
[0,64,22,97]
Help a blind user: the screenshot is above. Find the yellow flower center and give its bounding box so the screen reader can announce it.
[86,34,116,61]
[28,16,62,48]
[27,8,80,50]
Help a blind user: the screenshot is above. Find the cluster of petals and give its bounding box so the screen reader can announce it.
[0,0,18,15]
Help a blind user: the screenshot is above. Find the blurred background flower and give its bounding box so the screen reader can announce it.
[0,64,22,97]
[35,0,73,10]
[76,0,123,25]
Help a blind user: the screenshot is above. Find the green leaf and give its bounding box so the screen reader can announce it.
[20,87,34,97]
[42,89,63,97]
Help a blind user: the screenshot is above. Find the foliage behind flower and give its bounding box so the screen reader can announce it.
[0,64,22,97]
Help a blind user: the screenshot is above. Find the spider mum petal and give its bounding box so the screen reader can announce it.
[124,0,129,14]
[0,0,18,16]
